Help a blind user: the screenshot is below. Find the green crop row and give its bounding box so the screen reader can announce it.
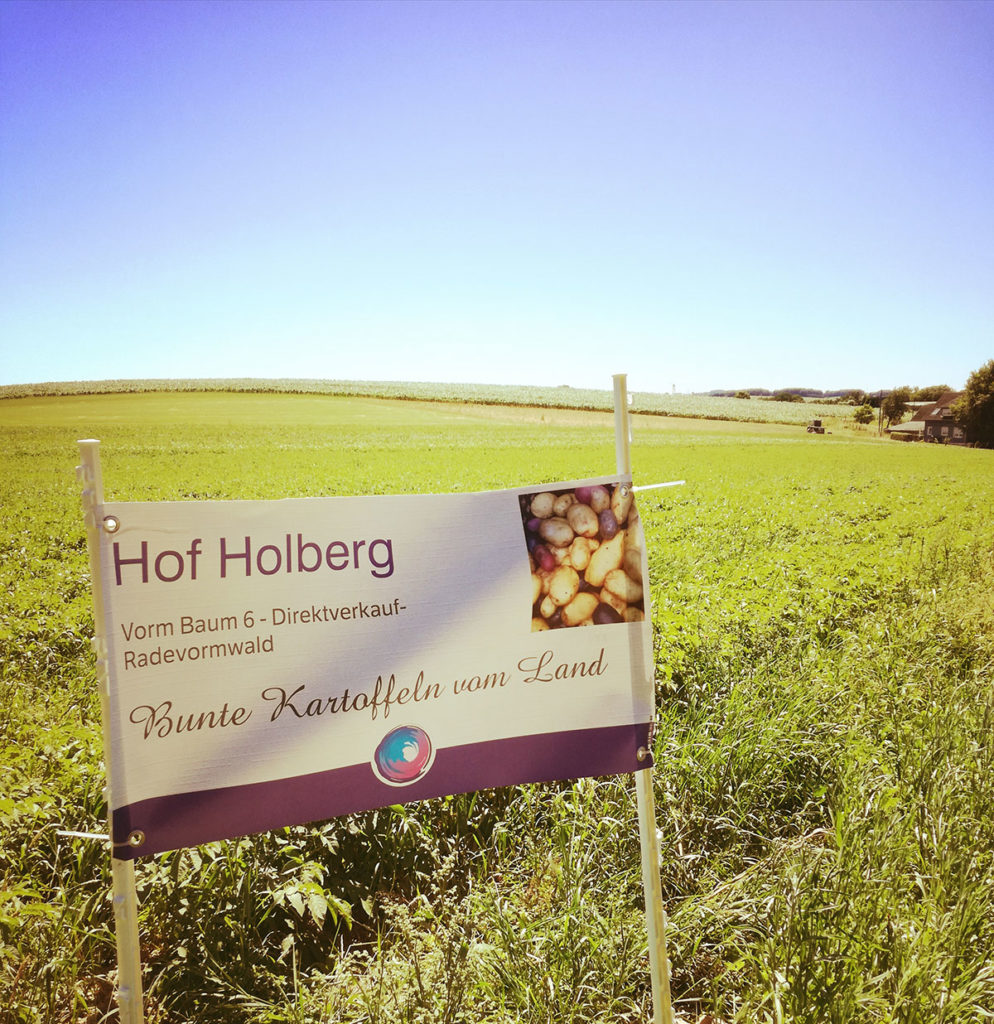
[1,393,992,1023]
[0,377,847,426]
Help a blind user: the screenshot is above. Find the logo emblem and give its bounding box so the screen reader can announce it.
[372,725,434,786]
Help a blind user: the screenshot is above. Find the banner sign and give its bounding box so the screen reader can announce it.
[97,476,654,858]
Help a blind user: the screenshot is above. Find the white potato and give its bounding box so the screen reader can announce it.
[584,530,626,587]
[561,592,599,626]
[604,568,643,604]
[539,516,574,548]
[623,547,643,584]
[549,565,580,607]
[530,492,557,519]
[569,536,593,571]
[599,588,627,616]
[566,502,600,538]
[611,484,633,525]
[588,486,611,513]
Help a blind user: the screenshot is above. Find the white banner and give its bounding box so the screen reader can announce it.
[97,476,654,857]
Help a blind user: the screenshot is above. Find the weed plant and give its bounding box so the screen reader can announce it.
[1,393,992,1022]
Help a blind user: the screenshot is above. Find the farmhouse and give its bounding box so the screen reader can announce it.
[918,391,969,444]
[889,391,969,444]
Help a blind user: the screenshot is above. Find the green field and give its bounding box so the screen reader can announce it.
[2,392,992,1023]
[0,378,857,428]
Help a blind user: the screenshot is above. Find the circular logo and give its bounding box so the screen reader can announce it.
[372,725,434,786]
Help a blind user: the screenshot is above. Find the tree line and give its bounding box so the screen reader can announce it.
[714,385,952,406]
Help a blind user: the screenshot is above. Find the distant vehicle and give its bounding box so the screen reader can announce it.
[806,419,826,434]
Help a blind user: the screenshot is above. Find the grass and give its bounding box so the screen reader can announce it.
[1,390,992,1023]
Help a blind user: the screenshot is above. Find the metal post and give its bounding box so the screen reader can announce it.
[611,378,674,1024]
[77,440,145,1024]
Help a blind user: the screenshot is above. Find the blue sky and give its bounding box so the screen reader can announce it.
[1,0,991,394]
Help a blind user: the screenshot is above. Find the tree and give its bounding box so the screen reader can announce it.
[953,359,994,447]
[913,384,951,402]
[735,390,751,400]
[853,404,875,425]
[881,387,912,427]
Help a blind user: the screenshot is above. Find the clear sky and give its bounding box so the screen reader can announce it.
[1,0,991,394]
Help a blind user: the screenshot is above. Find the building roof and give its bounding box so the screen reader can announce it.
[912,391,962,423]
[888,420,925,435]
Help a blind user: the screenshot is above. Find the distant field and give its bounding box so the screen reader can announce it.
[0,376,851,427]
[0,389,846,438]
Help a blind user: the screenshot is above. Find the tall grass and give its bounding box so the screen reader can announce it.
[1,393,992,1022]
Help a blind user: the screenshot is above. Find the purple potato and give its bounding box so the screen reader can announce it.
[598,508,619,539]
[593,602,624,625]
[534,544,556,572]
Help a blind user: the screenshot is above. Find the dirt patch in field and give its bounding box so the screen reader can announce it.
[444,401,811,438]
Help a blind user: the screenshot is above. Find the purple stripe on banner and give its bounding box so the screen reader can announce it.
[112,723,652,859]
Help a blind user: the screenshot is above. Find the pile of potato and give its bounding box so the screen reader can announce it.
[521,482,645,630]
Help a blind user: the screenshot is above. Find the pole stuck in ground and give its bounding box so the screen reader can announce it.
[78,439,146,1024]
[611,376,675,1024]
